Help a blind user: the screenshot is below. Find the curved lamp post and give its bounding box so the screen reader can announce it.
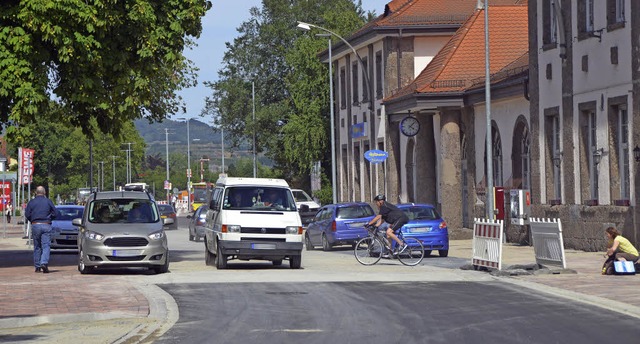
[297,21,373,204]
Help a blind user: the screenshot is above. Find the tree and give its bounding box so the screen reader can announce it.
[0,0,211,140]
[203,0,366,182]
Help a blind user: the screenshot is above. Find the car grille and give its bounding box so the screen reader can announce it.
[104,237,149,247]
[56,239,76,245]
[240,237,286,242]
[241,227,286,234]
[106,255,146,261]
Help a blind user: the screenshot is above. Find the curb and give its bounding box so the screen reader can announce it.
[114,283,179,344]
[0,311,138,330]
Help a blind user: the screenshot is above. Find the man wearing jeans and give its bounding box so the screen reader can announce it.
[25,186,57,273]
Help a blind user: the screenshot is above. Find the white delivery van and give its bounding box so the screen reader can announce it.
[203,177,303,269]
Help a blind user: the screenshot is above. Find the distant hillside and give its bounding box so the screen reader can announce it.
[135,118,220,146]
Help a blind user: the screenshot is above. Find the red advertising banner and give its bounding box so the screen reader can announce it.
[0,181,10,210]
[19,147,35,185]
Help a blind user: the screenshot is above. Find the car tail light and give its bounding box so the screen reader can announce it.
[332,221,337,232]
[439,221,447,229]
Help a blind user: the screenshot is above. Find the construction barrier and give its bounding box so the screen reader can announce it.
[529,218,566,269]
[472,218,503,270]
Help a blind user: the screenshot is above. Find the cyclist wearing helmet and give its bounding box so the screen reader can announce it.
[367,194,409,253]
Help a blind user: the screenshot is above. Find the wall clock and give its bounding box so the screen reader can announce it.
[400,116,420,137]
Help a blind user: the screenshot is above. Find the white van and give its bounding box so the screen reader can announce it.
[203,177,303,269]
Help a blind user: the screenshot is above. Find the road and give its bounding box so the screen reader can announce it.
[150,220,638,344]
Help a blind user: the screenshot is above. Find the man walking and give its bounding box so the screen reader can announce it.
[25,186,57,273]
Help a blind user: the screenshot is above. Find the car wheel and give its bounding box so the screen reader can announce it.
[289,255,301,269]
[305,233,314,251]
[272,259,283,266]
[215,241,227,269]
[321,234,332,251]
[77,247,92,275]
[153,251,170,274]
[438,250,449,257]
[425,250,432,257]
[205,241,215,266]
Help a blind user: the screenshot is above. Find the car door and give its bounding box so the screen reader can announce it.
[205,187,223,245]
[307,207,327,246]
[318,205,334,239]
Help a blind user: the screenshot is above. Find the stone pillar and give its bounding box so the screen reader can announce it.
[439,109,463,229]
[415,114,437,205]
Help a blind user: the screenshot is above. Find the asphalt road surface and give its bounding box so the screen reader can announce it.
[155,281,638,344]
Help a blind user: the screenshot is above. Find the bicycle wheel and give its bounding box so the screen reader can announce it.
[354,237,383,266]
[396,237,424,266]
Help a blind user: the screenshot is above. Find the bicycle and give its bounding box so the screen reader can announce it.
[354,224,425,266]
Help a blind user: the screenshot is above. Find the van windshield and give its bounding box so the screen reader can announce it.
[223,187,296,211]
[89,199,159,224]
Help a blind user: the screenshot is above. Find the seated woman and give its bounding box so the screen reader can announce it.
[602,227,639,275]
[96,206,111,223]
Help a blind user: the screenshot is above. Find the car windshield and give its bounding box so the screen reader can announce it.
[89,199,159,224]
[222,187,296,211]
[158,205,174,214]
[336,205,374,219]
[292,190,313,202]
[402,206,440,220]
[55,207,84,221]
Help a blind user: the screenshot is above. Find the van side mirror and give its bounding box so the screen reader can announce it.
[209,200,218,210]
[300,204,310,212]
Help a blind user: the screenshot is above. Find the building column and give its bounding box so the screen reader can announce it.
[439,108,463,229]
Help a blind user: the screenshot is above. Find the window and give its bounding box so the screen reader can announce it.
[544,106,562,205]
[542,0,558,45]
[617,104,630,200]
[375,51,383,99]
[607,0,625,28]
[340,67,346,109]
[492,126,503,187]
[352,62,359,105]
[586,0,594,32]
[579,104,599,204]
[361,57,368,103]
[588,111,599,200]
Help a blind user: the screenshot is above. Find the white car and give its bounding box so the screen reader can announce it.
[291,189,320,227]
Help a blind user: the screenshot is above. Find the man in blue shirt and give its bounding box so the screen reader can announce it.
[25,186,57,273]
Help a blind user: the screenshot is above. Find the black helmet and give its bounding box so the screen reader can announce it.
[373,194,386,201]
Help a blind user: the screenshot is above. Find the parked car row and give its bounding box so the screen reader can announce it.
[305,202,449,257]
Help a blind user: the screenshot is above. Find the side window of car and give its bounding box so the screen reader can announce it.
[322,207,333,221]
[313,208,325,222]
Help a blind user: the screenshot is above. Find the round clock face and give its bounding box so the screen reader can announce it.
[400,116,420,137]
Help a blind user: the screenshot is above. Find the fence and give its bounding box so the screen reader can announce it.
[529,218,566,269]
[472,218,504,270]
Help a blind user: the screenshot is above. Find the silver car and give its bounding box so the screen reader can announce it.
[73,191,170,274]
[51,205,84,249]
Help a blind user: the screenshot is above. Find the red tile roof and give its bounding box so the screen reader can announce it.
[385,5,529,101]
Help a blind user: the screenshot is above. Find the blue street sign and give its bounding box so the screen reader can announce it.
[364,150,389,164]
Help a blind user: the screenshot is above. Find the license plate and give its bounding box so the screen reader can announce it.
[349,222,366,228]
[252,243,276,250]
[161,215,167,219]
[410,227,431,233]
[65,235,77,240]
[112,250,141,257]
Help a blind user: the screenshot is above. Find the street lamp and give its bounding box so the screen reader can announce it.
[110,155,117,191]
[177,117,192,212]
[1,157,6,239]
[297,21,373,204]
[165,128,171,202]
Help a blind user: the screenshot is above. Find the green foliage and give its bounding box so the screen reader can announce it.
[0,0,211,140]
[227,158,281,179]
[204,0,366,188]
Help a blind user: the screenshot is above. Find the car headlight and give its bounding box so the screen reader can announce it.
[222,225,241,233]
[148,231,165,240]
[85,231,104,240]
[286,226,302,235]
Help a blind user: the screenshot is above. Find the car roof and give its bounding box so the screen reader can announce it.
[216,177,289,187]
[158,204,173,209]
[55,205,84,209]
[91,191,154,201]
[397,203,436,208]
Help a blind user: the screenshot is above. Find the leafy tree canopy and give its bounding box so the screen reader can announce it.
[203,0,367,180]
[0,0,211,141]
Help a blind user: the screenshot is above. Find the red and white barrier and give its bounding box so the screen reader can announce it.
[472,218,504,270]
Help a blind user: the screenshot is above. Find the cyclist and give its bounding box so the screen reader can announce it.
[367,194,409,254]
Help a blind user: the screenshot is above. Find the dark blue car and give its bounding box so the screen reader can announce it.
[397,203,449,257]
[305,202,375,251]
[51,205,84,249]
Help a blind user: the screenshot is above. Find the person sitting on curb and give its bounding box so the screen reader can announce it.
[601,226,639,275]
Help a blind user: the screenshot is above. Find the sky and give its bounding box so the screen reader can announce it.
[176,0,391,123]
